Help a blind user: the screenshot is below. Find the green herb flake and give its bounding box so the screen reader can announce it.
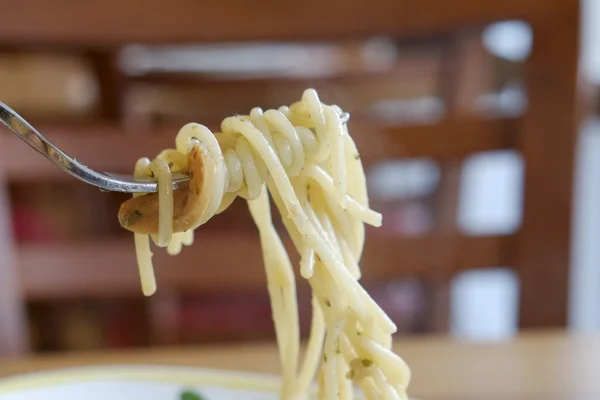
[324,299,331,307]
[323,353,328,363]
[180,390,205,400]
[122,210,143,227]
[361,359,373,367]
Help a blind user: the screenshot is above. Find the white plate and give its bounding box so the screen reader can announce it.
[0,366,418,399]
[0,365,283,400]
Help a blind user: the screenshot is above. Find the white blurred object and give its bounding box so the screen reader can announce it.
[120,39,398,78]
[582,0,600,84]
[458,151,523,235]
[569,118,600,331]
[450,268,519,341]
[367,159,441,201]
[474,82,528,117]
[121,43,339,77]
[482,20,533,62]
[369,96,445,125]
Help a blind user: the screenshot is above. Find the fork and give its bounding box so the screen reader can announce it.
[0,102,350,193]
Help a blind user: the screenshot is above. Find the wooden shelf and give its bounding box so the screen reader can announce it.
[0,0,579,355]
[125,60,442,123]
[0,116,519,182]
[353,116,519,161]
[17,233,514,300]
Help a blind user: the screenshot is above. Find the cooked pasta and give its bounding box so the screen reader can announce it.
[118,89,411,400]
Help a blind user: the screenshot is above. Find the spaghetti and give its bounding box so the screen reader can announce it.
[118,89,411,400]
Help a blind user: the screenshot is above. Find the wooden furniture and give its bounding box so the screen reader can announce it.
[0,0,582,354]
[0,331,598,400]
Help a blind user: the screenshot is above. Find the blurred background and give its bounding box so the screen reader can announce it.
[0,0,597,356]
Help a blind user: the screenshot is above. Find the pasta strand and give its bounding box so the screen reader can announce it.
[118,89,410,400]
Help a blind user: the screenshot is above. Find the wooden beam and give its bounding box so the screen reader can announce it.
[0,116,519,182]
[352,117,519,161]
[18,234,514,300]
[0,0,565,46]
[364,233,515,277]
[87,51,125,121]
[516,2,580,328]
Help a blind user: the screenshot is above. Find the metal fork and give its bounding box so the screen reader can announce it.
[0,101,350,193]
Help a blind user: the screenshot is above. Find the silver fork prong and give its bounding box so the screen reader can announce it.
[0,102,350,193]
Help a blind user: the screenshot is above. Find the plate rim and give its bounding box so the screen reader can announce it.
[0,365,413,399]
[0,365,281,395]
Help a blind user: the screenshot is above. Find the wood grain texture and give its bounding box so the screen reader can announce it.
[0,331,598,400]
[516,1,580,328]
[0,0,566,45]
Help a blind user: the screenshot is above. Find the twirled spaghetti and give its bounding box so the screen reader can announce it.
[118,89,411,400]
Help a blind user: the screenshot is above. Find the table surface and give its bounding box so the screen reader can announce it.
[0,330,598,400]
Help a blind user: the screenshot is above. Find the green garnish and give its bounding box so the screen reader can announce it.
[361,359,373,367]
[121,209,143,227]
[180,389,206,400]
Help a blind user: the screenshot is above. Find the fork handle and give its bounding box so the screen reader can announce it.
[0,101,76,172]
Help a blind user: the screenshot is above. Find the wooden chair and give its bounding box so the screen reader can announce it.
[0,0,582,355]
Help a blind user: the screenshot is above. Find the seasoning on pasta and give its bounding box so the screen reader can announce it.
[118,89,411,400]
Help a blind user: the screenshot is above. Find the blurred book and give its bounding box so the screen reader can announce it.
[0,53,98,119]
[28,299,148,352]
